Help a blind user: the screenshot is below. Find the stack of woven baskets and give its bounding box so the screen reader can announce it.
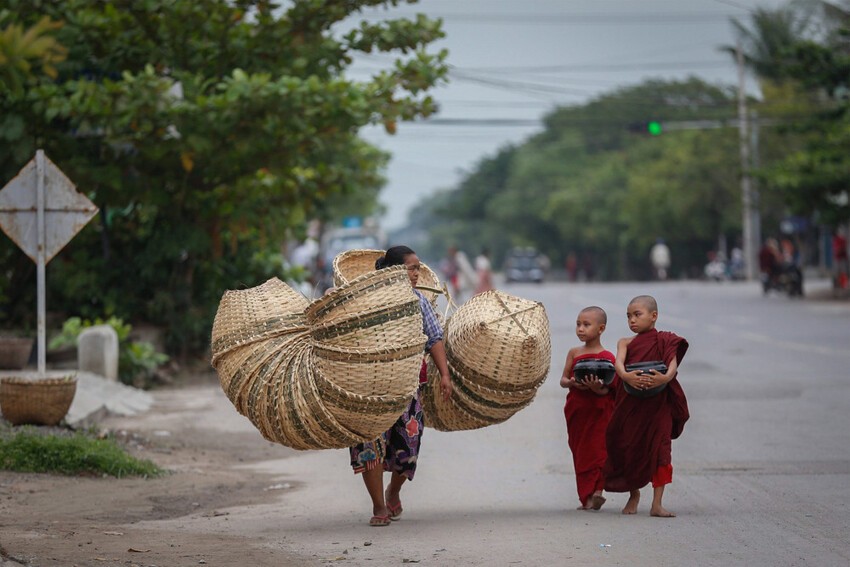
[421,290,550,431]
[333,249,551,432]
[211,267,426,450]
[333,249,442,308]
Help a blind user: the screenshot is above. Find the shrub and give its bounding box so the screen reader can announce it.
[0,425,162,478]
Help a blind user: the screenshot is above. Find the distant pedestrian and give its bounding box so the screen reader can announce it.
[832,229,848,290]
[474,248,494,295]
[605,295,689,517]
[650,238,671,280]
[559,306,616,511]
[439,246,460,298]
[565,252,578,283]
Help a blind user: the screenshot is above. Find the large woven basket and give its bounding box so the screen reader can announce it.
[211,267,426,450]
[422,290,551,431]
[0,337,34,370]
[332,249,442,306]
[0,375,77,426]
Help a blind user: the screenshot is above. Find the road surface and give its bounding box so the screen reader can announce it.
[120,278,850,566]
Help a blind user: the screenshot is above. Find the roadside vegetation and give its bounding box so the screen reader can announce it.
[0,423,162,478]
[411,1,850,279]
[0,0,448,356]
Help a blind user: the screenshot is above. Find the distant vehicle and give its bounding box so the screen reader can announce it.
[503,247,547,283]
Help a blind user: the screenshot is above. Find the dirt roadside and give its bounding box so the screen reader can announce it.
[0,374,311,567]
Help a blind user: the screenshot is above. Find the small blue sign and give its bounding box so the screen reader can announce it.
[342,216,362,228]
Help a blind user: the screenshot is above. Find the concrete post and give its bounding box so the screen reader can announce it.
[78,325,119,382]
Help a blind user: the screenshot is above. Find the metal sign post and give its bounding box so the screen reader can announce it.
[0,150,99,376]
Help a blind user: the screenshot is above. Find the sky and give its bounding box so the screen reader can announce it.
[342,0,790,230]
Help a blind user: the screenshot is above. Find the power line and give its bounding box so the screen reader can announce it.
[355,11,742,25]
[451,60,734,74]
[711,0,755,13]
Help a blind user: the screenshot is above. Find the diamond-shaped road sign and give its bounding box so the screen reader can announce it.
[0,154,98,263]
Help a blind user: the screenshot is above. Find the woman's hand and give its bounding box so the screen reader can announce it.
[440,373,453,401]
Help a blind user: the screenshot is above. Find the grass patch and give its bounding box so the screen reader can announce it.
[0,424,162,478]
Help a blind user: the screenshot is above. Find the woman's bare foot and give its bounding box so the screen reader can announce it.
[622,491,640,515]
[650,505,676,518]
[590,493,606,510]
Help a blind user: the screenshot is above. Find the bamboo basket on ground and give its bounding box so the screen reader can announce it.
[0,375,77,426]
[422,289,551,431]
[210,266,426,450]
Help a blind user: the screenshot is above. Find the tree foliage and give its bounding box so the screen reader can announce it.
[726,0,850,227]
[0,0,447,352]
[415,78,762,280]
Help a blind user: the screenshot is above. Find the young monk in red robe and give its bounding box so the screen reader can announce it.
[560,306,618,510]
[604,295,689,517]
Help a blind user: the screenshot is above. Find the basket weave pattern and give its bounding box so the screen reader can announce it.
[330,252,551,432]
[0,376,77,426]
[333,249,441,306]
[211,266,426,450]
[422,290,551,431]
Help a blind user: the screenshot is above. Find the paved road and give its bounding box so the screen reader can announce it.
[145,279,850,566]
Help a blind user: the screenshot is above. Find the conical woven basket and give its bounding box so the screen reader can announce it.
[332,249,442,306]
[211,277,309,366]
[422,289,551,431]
[211,267,426,450]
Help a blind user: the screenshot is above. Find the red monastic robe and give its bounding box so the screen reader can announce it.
[603,329,689,492]
[564,350,617,506]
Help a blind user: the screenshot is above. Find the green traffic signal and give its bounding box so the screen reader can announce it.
[647,121,662,136]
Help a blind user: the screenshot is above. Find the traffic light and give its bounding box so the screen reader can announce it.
[647,121,662,136]
[627,121,663,136]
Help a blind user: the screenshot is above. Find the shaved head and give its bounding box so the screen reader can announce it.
[580,306,607,324]
[629,295,658,313]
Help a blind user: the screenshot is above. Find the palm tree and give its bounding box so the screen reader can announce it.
[722,2,817,82]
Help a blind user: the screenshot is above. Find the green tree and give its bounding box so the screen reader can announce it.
[725,1,850,227]
[0,1,448,352]
[0,15,66,95]
[414,78,746,280]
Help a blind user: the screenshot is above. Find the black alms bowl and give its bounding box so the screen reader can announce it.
[573,358,616,386]
[623,360,668,398]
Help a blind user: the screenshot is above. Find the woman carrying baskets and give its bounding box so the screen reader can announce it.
[349,245,453,527]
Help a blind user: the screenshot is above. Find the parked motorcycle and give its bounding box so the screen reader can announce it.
[762,263,804,297]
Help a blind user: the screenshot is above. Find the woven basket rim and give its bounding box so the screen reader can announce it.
[332,249,442,302]
[0,375,77,385]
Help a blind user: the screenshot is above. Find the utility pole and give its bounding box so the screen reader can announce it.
[737,40,757,280]
[749,109,762,270]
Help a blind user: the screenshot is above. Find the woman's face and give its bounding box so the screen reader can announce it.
[403,253,421,286]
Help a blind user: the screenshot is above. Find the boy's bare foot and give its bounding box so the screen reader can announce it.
[622,492,640,515]
[590,493,606,510]
[576,505,589,510]
[650,506,676,518]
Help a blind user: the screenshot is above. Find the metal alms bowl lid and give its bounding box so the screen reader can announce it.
[573,358,616,386]
[623,360,668,397]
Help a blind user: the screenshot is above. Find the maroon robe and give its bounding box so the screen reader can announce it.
[603,329,689,492]
[564,350,618,506]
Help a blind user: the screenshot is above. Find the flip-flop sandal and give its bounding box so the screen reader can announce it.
[387,501,403,520]
[369,515,391,527]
